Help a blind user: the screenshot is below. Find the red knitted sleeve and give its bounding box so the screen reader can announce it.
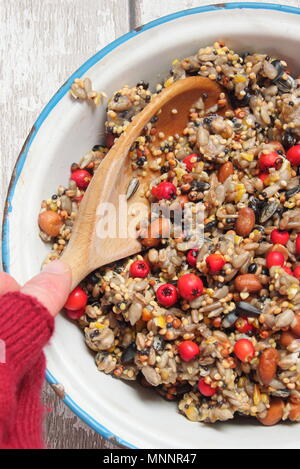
[0,292,54,449]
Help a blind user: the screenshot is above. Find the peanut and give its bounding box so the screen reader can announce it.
[38,210,63,237]
[258,348,279,385]
[289,394,300,405]
[280,331,297,348]
[140,218,171,248]
[235,207,255,237]
[234,274,262,293]
[257,398,284,426]
[218,161,234,183]
[288,401,300,421]
[291,314,300,338]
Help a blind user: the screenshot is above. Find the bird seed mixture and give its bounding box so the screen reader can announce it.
[38,42,300,426]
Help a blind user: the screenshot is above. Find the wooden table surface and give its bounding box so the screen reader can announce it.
[1,0,300,449]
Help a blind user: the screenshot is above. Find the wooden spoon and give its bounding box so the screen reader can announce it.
[61,76,230,288]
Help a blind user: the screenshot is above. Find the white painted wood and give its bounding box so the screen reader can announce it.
[135,0,300,24]
[0,0,129,449]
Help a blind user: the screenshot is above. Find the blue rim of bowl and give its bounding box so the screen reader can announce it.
[2,2,300,449]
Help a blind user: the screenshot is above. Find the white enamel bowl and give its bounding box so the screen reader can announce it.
[3,3,300,449]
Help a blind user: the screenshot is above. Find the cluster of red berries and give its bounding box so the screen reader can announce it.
[258,145,300,182]
[187,250,226,273]
[156,273,204,307]
[64,286,88,320]
[269,230,300,279]
[177,340,216,396]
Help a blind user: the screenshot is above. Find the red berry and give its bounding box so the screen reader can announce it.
[198,378,217,397]
[183,154,201,172]
[235,317,254,334]
[259,152,282,171]
[270,229,289,245]
[296,234,300,255]
[65,308,85,320]
[294,266,300,279]
[71,169,92,190]
[283,266,293,276]
[177,273,204,301]
[130,260,150,278]
[178,341,200,362]
[151,182,176,200]
[73,194,84,203]
[206,254,226,273]
[259,172,269,183]
[105,133,116,148]
[287,145,300,166]
[65,287,88,311]
[234,338,255,363]
[186,249,199,267]
[156,284,178,307]
[266,251,285,269]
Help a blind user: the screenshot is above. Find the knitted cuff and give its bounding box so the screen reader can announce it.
[0,292,54,381]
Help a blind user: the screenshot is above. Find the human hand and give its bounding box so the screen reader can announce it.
[0,260,72,317]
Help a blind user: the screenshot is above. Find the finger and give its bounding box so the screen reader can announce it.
[0,272,20,296]
[21,260,72,317]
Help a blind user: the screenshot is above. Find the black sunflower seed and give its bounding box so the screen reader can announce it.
[152,336,165,352]
[222,312,238,329]
[286,186,300,199]
[282,130,297,150]
[248,197,264,223]
[270,59,285,81]
[121,343,137,364]
[204,220,218,232]
[235,302,261,317]
[259,200,280,223]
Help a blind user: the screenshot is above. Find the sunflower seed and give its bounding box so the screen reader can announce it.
[126,178,140,200]
[235,302,261,317]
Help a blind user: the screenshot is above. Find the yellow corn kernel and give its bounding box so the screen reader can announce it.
[287,285,299,300]
[238,377,247,388]
[160,370,169,381]
[261,393,269,404]
[234,75,247,83]
[185,406,199,422]
[206,288,214,297]
[240,152,254,162]
[234,235,242,244]
[164,77,174,88]
[155,315,167,328]
[234,183,245,202]
[174,167,185,180]
[253,385,261,405]
[91,322,105,329]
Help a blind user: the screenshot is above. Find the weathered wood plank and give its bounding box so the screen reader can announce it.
[0,0,130,222]
[42,382,119,449]
[134,0,300,26]
[0,0,129,450]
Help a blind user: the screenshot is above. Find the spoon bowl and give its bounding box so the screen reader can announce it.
[61,76,230,289]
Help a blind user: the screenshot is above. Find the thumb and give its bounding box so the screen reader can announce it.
[21,260,72,317]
